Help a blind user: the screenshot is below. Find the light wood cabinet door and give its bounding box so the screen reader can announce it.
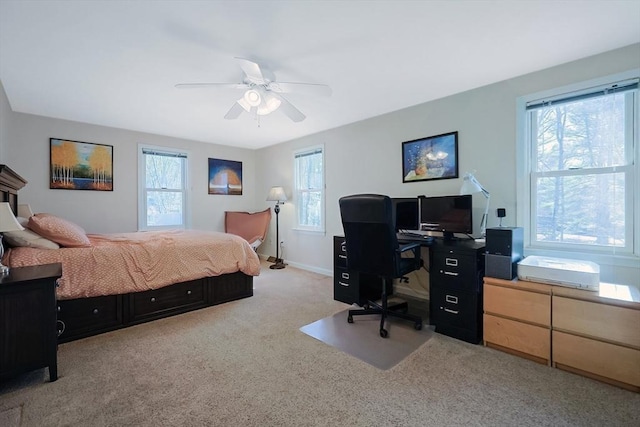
[484,284,551,326]
[553,296,640,348]
[484,314,550,361]
[553,331,640,388]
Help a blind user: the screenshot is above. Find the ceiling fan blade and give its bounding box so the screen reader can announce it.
[235,57,265,83]
[175,83,246,89]
[271,93,306,122]
[224,102,245,120]
[270,82,332,97]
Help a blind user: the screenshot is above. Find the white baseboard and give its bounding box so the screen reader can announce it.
[258,254,332,277]
[258,254,427,299]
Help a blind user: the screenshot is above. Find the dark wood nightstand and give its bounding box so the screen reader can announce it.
[0,263,62,382]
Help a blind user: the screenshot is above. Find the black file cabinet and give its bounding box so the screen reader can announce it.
[333,236,392,306]
[429,241,485,344]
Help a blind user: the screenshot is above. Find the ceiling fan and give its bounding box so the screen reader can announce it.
[175,58,332,122]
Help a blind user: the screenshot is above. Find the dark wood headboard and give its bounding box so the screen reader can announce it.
[0,165,28,215]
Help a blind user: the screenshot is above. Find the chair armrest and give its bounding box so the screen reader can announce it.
[398,242,421,253]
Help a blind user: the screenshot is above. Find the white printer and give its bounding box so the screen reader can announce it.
[517,255,600,291]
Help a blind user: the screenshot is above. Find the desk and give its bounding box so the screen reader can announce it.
[334,235,485,343]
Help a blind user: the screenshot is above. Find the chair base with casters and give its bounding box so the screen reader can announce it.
[347,278,423,338]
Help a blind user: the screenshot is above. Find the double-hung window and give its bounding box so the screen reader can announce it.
[138,145,189,230]
[521,75,638,255]
[294,145,325,232]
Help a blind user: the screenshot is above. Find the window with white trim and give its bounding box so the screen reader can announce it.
[294,145,325,232]
[138,145,188,230]
[523,77,638,254]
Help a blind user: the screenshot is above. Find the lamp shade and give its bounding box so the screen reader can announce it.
[17,203,34,218]
[0,202,24,232]
[460,172,489,197]
[266,186,287,202]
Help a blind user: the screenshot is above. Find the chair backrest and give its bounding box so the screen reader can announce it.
[339,194,400,278]
[224,208,272,249]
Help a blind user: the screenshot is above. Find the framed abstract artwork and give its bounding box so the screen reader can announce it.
[402,131,459,183]
[50,138,113,191]
[208,158,243,195]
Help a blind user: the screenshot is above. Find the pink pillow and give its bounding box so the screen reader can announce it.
[28,214,91,248]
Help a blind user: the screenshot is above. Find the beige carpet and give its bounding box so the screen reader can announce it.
[0,260,639,426]
[300,308,434,370]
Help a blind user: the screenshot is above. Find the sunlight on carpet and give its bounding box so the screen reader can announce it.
[300,309,434,370]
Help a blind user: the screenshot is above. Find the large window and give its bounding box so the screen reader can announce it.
[522,76,638,255]
[138,145,188,230]
[294,145,325,232]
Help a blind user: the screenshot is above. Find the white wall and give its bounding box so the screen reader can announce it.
[4,111,257,233]
[2,44,639,286]
[0,80,11,161]
[256,43,640,286]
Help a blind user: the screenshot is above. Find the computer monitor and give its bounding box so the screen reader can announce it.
[419,194,472,240]
[392,197,419,231]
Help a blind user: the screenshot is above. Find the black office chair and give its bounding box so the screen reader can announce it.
[339,194,423,338]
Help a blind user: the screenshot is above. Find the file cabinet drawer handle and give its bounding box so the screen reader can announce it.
[445,295,458,304]
[341,272,349,280]
[444,271,459,276]
[445,258,458,267]
[444,308,459,314]
[338,254,347,260]
[338,281,349,287]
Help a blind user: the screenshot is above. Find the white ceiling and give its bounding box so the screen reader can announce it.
[1,1,639,150]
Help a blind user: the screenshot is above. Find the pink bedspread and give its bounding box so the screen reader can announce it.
[6,230,261,300]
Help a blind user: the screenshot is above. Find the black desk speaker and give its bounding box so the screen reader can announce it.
[485,227,523,279]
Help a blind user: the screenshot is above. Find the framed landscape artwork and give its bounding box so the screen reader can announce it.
[402,131,458,183]
[50,138,113,191]
[208,158,243,195]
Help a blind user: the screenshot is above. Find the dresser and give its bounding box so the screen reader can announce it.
[0,263,62,382]
[429,240,485,344]
[484,276,640,392]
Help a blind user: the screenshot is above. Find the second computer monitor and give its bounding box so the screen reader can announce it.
[392,197,419,231]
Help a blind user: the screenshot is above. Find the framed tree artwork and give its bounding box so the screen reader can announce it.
[208,158,243,195]
[50,138,113,191]
[402,131,459,183]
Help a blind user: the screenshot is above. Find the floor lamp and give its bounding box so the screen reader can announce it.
[266,186,287,269]
[460,172,490,238]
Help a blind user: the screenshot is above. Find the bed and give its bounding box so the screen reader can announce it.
[0,165,260,343]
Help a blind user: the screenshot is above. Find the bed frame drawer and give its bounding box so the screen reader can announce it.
[57,295,123,343]
[209,271,254,304]
[130,279,207,322]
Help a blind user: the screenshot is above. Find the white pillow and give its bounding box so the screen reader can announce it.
[3,228,60,249]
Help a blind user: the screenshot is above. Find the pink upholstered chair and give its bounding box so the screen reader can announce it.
[224,208,272,251]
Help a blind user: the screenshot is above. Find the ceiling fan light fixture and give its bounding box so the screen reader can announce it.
[236,97,252,112]
[243,89,261,107]
[257,94,282,116]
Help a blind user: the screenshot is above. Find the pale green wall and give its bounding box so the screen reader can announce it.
[255,43,640,286]
[3,109,258,234]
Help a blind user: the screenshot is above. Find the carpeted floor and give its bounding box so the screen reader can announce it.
[0,260,639,426]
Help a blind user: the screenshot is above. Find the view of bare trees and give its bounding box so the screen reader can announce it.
[532,93,627,247]
[145,154,184,226]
